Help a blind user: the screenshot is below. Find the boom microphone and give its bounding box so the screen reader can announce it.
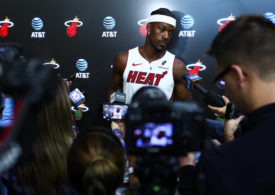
[182,72,225,107]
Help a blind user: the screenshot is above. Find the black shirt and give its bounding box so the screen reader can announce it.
[179,103,275,195]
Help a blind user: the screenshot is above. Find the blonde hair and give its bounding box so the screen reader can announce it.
[17,78,74,194]
[68,127,125,195]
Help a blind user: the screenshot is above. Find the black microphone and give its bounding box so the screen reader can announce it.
[110,87,126,104]
[182,72,225,107]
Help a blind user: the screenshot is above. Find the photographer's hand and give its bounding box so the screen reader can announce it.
[179,152,196,167]
[111,120,125,138]
[208,95,230,117]
[64,79,72,89]
[224,115,245,142]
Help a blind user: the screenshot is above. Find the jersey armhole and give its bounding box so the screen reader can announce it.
[122,50,129,78]
[172,55,176,84]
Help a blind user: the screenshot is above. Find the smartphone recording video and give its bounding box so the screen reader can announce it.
[102,104,128,120]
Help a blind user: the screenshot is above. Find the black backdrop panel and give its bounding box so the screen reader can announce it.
[1,0,275,129]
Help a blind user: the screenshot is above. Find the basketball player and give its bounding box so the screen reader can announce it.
[108,8,191,104]
[112,107,123,120]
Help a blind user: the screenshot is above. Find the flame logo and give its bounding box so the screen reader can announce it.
[0,17,14,37]
[64,17,83,37]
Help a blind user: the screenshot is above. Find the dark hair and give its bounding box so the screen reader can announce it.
[67,127,125,195]
[0,42,25,95]
[131,86,167,105]
[0,42,23,53]
[207,14,275,81]
[0,42,23,66]
[150,8,176,19]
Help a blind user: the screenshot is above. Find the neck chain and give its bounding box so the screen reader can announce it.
[141,47,165,70]
[140,47,152,70]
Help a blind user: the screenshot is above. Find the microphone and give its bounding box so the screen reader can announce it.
[182,72,225,107]
[67,73,76,82]
[69,88,85,106]
[110,88,126,104]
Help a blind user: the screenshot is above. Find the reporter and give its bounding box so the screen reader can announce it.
[180,14,275,195]
[2,76,75,194]
[67,127,125,195]
[111,120,130,195]
[0,93,14,128]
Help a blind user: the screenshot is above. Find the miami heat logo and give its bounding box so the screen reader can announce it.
[137,18,148,37]
[186,60,206,75]
[217,14,235,32]
[43,59,60,69]
[64,16,83,37]
[71,104,89,113]
[71,104,89,121]
[0,17,14,37]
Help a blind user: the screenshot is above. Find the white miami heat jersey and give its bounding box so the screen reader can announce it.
[123,46,175,104]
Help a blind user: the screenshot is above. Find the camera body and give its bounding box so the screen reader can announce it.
[125,100,206,156]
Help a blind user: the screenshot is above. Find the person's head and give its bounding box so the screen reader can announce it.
[67,127,125,195]
[0,42,23,61]
[146,8,176,51]
[116,107,121,112]
[0,42,24,95]
[17,76,74,194]
[208,14,275,114]
[131,86,168,105]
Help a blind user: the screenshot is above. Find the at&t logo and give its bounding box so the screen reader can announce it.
[31,17,46,38]
[179,15,196,38]
[102,16,117,38]
[264,12,275,24]
[75,58,90,79]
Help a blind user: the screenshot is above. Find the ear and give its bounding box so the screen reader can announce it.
[231,64,247,88]
[146,23,152,32]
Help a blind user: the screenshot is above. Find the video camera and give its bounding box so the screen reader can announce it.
[0,43,58,172]
[124,86,206,195]
[125,99,206,156]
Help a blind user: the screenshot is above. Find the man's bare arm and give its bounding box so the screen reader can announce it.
[173,58,192,101]
[107,51,128,102]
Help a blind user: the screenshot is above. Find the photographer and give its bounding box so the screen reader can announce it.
[125,86,205,195]
[0,42,76,194]
[0,43,23,128]
[0,93,14,128]
[179,14,275,195]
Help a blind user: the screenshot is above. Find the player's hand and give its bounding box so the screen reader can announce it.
[208,95,230,117]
